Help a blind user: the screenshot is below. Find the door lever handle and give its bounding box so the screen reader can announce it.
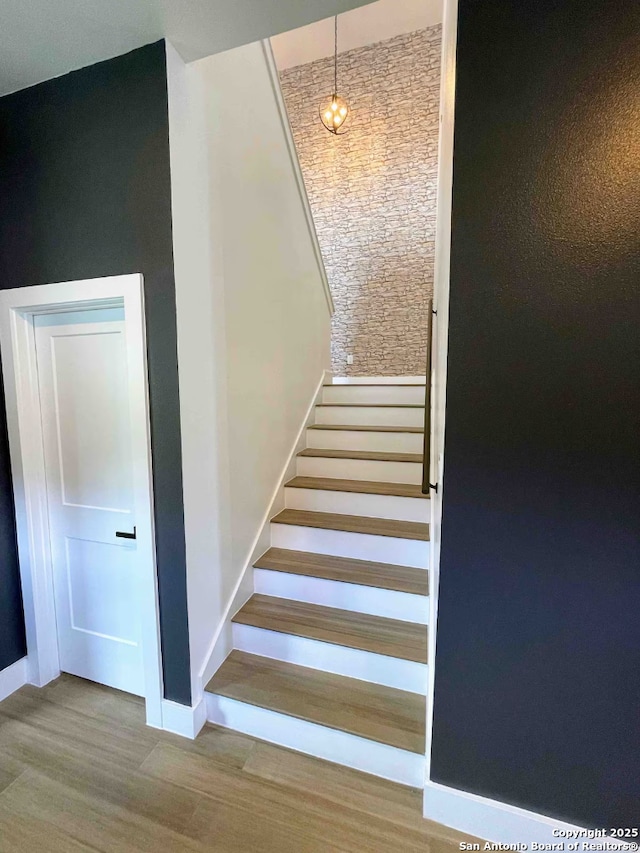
[115,526,137,540]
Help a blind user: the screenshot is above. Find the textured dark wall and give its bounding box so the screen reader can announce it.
[0,370,26,673]
[0,42,191,704]
[431,0,640,829]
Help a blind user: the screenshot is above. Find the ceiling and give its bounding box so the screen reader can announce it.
[271,0,443,71]
[0,0,375,96]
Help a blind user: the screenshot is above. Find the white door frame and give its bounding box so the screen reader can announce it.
[0,274,163,728]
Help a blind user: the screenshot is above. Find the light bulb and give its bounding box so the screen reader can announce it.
[319,93,350,134]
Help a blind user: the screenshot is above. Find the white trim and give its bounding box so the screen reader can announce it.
[160,697,207,740]
[331,376,426,385]
[198,370,331,689]
[261,39,335,318]
[425,0,459,793]
[232,624,428,695]
[254,569,429,624]
[206,693,425,787]
[423,781,590,845]
[0,275,164,729]
[0,657,28,702]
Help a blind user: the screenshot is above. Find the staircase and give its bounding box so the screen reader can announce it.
[205,377,430,786]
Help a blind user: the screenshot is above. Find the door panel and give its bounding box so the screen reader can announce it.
[35,308,144,696]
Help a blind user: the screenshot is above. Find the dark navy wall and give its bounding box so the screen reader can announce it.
[0,371,26,673]
[431,0,640,828]
[0,42,191,704]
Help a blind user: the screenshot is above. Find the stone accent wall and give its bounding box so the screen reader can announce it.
[280,25,441,376]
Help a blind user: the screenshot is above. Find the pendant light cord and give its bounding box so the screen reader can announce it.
[334,15,338,96]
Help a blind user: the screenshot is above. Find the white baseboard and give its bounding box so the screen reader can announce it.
[206,692,425,786]
[198,369,331,689]
[160,697,207,739]
[0,657,28,702]
[423,780,589,845]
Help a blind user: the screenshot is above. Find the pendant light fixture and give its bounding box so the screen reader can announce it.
[319,15,350,135]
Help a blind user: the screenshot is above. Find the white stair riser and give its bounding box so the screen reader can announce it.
[322,385,426,405]
[254,568,429,624]
[297,455,423,485]
[306,428,423,454]
[270,523,429,569]
[232,623,428,694]
[205,694,425,787]
[332,376,426,385]
[315,406,425,427]
[285,485,429,523]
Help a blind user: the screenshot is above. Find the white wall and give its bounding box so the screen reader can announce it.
[272,0,443,70]
[166,41,332,704]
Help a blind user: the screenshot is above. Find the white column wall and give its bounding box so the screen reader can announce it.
[166,41,332,703]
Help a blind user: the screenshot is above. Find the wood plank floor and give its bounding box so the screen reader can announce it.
[254,547,429,595]
[206,651,426,753]
[233,594,429,663]
[0,674,482,852]
[272,509,430,541]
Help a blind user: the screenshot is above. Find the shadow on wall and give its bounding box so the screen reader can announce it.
[280,25,441,376]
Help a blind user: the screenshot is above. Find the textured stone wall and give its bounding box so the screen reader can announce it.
[280,26,441,376]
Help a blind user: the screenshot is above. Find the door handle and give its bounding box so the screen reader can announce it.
[115,526,136,540]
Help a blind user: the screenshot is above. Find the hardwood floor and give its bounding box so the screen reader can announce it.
[285,476,429,499]
[0,674,481,852]
[254,547,429,595]
[272,509,430,541]
[297,448,423,462]
[206,651,426,752]
[233,594,429,662]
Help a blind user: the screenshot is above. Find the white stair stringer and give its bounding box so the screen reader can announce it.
[205,693,425,787]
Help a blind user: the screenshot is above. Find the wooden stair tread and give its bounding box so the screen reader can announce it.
[206,651,426,753]
[254,548,429,596]
[285,476,428,500]
[324,383,426,387]
[308,424,424,434]
[316,402,424,408]
[299,448,423,464]
[298,448,423,463]
[271,509,429,541]
[233,595,428,663]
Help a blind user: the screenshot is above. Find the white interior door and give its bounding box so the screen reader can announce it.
[34,307,144,696]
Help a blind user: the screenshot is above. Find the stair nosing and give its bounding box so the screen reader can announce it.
[253,548,429,596]
[271,509,430,541]
[316,403,424,408]
[308,424,424,434]
[232,595,428,664]
[206,651,426,754]
[284,476,429,500]
[323,383,426,388]
[298,448,423,463]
